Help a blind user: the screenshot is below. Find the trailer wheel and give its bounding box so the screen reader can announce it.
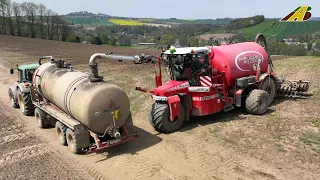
[55,121,67,146]
[149,102,185,133]
[260,76,276,105]
[66,129,82,154]
[17,89,34,116]
[8,88,19,108]
[245,90,269,115]
[35,108,48,128]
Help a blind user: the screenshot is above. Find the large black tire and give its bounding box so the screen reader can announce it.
[245,89,269,115]
[34,108,48,128]
[149,102,185,133]
[8,88,19,108]
[66,128,82,154]
[17,89,34,116]
[55,121,67,146]
[260,76,276,105]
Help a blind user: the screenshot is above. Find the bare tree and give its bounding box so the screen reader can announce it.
[45,9,53,40]
[21,2,38,38]
[12,2,22,36]
[0,0,7,34]
[60,19,71,41]
[55,15,60,40]
[38,3,46,39]
[6,0,14,35]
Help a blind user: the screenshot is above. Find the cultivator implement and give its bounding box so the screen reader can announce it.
[276,78,310,98]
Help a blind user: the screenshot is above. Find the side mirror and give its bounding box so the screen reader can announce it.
[10,68,14,74]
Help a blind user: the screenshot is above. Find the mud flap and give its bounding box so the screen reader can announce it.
[167,95,181,122]
[73,124,90,149]
[122,112,139,136]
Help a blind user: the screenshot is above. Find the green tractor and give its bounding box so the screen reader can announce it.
[8,63,39,116]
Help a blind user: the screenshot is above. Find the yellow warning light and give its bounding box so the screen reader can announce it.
[191,49,195,53]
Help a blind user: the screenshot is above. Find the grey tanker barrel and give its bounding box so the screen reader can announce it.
[33,54,131,137]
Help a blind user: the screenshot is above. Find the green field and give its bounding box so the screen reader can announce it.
[239,20,320,39]
[66,18,113,25]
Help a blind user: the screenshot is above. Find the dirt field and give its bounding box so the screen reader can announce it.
[0,34,319,180]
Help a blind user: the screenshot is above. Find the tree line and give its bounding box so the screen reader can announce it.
[0,0,72,41]
[224,15,265,32]
[76,23,221,48]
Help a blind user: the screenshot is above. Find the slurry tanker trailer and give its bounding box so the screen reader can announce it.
[8,53,154,154]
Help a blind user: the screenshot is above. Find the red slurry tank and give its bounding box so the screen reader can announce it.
[210,42,269,88]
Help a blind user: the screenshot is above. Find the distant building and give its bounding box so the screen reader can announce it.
[138,43,157,46]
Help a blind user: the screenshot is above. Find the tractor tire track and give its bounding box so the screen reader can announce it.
[0,144,50,169]
[0,132,32,145]
[0,124,23,136]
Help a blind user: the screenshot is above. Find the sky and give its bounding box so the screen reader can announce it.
[13,0,319,19]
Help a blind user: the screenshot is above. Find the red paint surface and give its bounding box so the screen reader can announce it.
[167,95,181,121]
[210,42,269,88]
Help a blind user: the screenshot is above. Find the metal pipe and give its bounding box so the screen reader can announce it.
[38,56,54,65]
[88,53,141,82]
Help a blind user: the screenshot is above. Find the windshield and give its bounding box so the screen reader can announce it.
[25,69,35,81]
[167,54,209,82]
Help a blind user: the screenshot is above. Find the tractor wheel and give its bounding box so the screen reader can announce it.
[34,108,48,128]
[260,76,276,105]
[149,103,156,127]
[8,88,19,108]
[245,89,269,115]
[17,89,34,116]
[66,128,82,154]
[149,102,185,133]
[55,121,67,146]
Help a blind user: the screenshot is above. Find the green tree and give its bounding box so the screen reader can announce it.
[99,32,109,44]
[307,42,312,50]
[179,36,188,47]
[92,36,103,45]
[108,36,117,46]
[189,37,197,47]
[118,36,131,46]
[199,39,206,46]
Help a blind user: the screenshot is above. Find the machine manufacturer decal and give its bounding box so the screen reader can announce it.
[166,82,190,92]
[235,51,264,72]
[152,95,168,101]
[192,94,219,101]
[188,87,210,92]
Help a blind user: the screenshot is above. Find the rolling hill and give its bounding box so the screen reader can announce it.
[238,20,320,39]
[64,12,232,26]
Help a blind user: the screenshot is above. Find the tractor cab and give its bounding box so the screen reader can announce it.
[163,47,211,86]
[10,64,39,83]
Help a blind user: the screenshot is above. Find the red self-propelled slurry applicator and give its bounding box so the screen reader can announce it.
[135,33,310,133]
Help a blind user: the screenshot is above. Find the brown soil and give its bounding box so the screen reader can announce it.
[0,34,319,180]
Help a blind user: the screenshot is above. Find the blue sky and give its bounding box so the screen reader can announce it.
[13,0,319,19]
